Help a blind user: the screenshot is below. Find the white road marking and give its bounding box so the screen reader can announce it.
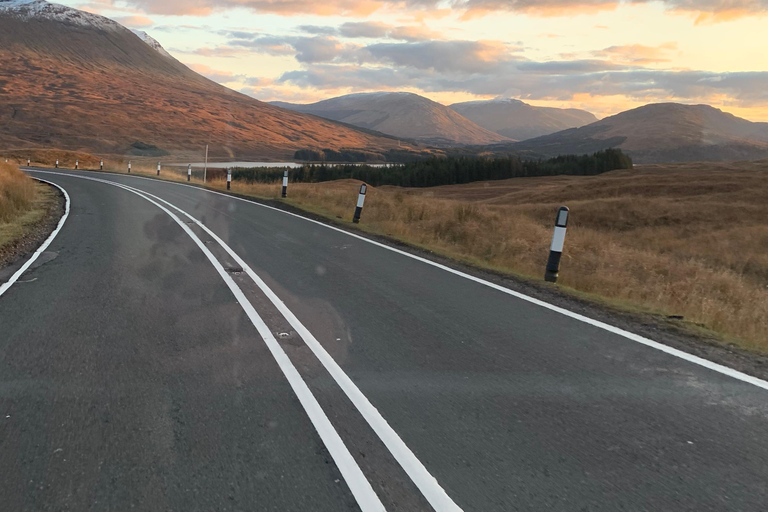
[27,171,386,512]
[32,170,463,512]
[0,178,70,299]
[44,167,768,394]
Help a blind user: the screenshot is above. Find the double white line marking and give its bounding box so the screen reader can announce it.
[27,170,463,512]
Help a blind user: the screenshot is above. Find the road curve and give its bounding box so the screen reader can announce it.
[1,168,767,511]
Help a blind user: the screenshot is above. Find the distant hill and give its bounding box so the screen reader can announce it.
[271,92,511,146]
[0,0,410,160]
[505,103,768,163]
[449,98,597,141]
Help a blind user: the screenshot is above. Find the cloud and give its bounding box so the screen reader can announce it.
[224,34,362,62]
[338,21,390,38]
[298,25,339,35]
[363,40,522,73]
[187,63,246,82]
[120,0,768,20]
[274,37,768,108]
[112,15,155,28]
[594,43,678,64]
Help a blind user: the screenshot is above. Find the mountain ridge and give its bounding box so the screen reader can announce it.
[271,92,511,146]
[0,0,412,160]
[449,98,598,141]
[505,103,768,163]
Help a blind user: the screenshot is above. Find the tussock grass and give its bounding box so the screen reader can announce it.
[0,161,37,223]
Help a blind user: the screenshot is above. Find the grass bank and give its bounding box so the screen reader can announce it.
[0,162,58,261]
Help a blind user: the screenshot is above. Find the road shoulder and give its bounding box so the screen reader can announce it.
[0,180,65,275]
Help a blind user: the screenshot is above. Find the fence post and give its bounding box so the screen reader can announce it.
[187,164,192,181]
[227,168,232,190]
[545,206,570,283]
[352,184,367,224]
[282,170,288,198]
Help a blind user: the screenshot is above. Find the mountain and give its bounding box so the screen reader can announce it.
[506,103,768,164]
[271,92,511,146]
[0,0,410,160]
[449,98,597,141]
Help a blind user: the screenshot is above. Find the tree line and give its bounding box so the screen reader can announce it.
[232,149,633,188]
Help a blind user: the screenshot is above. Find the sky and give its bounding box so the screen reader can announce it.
[63,0,768,121]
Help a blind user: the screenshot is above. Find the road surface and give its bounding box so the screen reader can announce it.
[1,168,767,511]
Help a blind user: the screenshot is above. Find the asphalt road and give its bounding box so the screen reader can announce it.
[2,168,768,511]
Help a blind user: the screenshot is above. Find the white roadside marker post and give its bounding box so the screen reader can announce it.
[545,206,570,283]
[128,161,131,173]
[75,159,78,170]
[187,164,192,181]
[55,159,59,169]
[227,168,232,190]
[282,170,288,198]
[204,144,208,184]
[352,184,367,224]
[157,161,161,176]
[27,158,30,166]
[100,159,103,170]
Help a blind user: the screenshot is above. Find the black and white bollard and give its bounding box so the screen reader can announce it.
[55,159,59,169]
[227,168,232,190]
[157,162,161,176]
[128,161,132,173]
[75,159,79,170]
[187,164,192,181]
[352,184,367,224]
[281,170,288,198]
[100,159,104,170]
[27,158,30,166]
[545,206,570,283]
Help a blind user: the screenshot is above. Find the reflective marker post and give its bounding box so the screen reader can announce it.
[55,160,59,169]
[227,168,232,190]
[128,161,131,173]
[352,184,367,224]
[545,206,569,283]
[282,170,288,198]
[187,164,192,181]
[157,161,161,176]
[75,159,78,170]
[27,158,30,166]
[100,159,104,170]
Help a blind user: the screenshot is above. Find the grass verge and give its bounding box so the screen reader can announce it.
[0,162,60,266]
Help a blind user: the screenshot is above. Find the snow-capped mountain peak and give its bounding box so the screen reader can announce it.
[131,30,172,59]
[0,0,123,31]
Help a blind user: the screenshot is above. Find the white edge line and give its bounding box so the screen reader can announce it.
[26,171,386,512]
[102,179,464,512]
[31,169,768,393]
[0,177,71,298]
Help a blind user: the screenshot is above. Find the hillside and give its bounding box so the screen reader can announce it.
[506,103,768,163]
[0,0,410,160]
[449,98,597,140]
[271,92,510,146]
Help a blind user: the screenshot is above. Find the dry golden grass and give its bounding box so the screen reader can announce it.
[23,156,767,352]
[0,161,37,223]
[2,148,102,169]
